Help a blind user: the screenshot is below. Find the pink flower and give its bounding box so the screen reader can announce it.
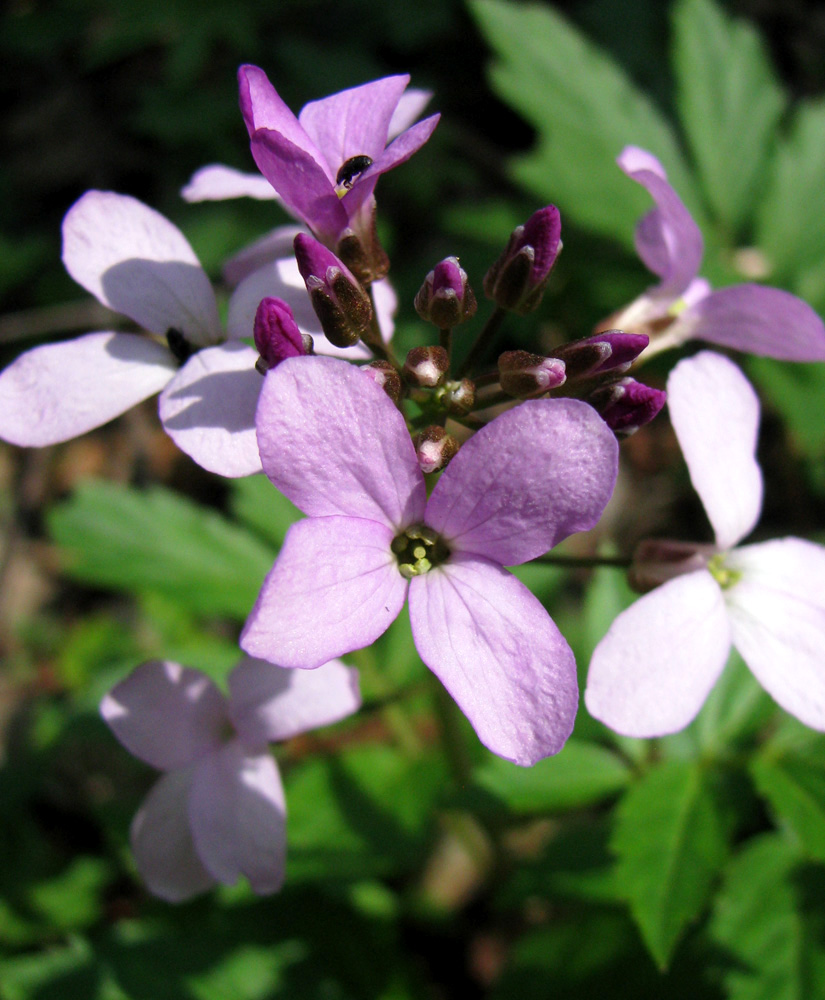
[615,146,825,362]
[585,351,825,736]
[241,357,618,766]
[101,656,360,902]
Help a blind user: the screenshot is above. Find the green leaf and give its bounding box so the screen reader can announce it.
[751,747,825,862]
[48,481,275,619]
[470,0,702,245]
[708,834,809,1000]
[756,98,825,292]
[474,739,630,813]
[229,474,302,550]
[693,648,774,753]
[747,358,825,457]
[612,758,728,968]
[672,0,785,234]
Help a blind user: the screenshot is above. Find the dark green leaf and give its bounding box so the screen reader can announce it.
[612,758,728,968]
[230,474,302,550]
[751,746,825,862]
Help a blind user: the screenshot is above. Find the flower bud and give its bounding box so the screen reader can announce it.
[404,346,450,388]
[553,331,649,380]
[436,378,475,415]
[497,350,566,399]
[483,206,562,314]
[413,425,459,474]
[415,256,477,328]
[589,378,666,435]
[629,539,714,593]
[362,360,403,402]
[253,297,312,374]
[294,233,372,348]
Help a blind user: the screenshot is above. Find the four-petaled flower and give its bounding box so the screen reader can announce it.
[585,351,825,736]
[101,656,360,902]
[614,146,825,362]
[241,357,618,766]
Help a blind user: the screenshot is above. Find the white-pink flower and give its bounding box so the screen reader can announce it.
[101,656,360,902]
[585,350,825,736]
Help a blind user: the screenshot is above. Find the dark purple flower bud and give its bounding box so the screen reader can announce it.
[362,360,403,403]
[629,539,715,593]
[415,256,478,328]
[294,233,372,348]
[553,332,649,380]
[498,350,566,399]
[483,206,562,314]
[412,425,459,474]
[589,378,666,436]
[253,297,312,373]
[404,346,450,388]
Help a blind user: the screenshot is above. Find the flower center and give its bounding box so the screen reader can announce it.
[391,524,450,579]
[708,553,742,589]
[166,328,194,364]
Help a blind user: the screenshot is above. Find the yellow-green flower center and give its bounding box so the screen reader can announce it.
[391,524,450,579]
[708,552,742,589]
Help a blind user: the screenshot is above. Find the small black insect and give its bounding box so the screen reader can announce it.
[166,328,193,364]
[335,155,374,190]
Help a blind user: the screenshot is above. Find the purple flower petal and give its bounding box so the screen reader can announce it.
[189,741,287,895]
[100,660,228,770]
[62,191,222,344]
[181,164,279,202]
[388,88,432,138]
[584,572,732,737]
[222,226,305,288]
[255,356,426,526]
[250,129,347,243]
[618,146,703,303]
[667,352,762,550]
[238,65,330,171]
[371,277,397,344]
[409,554,578,765]
[0,332,175,447]
[680,284,825,361]
[298,75,410,169]
[726,538,825,730]
[131,768,216,902]
[426,398,617,565]
[229,657,361,745]
[241,515,407,668]
[159,343,263,478]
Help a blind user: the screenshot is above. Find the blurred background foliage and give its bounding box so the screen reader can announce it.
[2,0,825,997]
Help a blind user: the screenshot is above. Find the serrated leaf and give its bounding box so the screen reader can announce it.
[612,758,728,968]
[470,0,702,245]
[672,0,785,234]
[751,748,825,862]
[756,98,825,289]
[474,739,630,813]
[709,834,807,1000]
[48,480,275,619]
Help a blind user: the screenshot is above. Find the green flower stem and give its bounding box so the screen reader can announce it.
[457,306,507,378]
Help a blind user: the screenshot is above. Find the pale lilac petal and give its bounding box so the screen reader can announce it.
[238,65,330,172]
[131,768,216,902]
[679,285,825,361]
[726,538,825,729]
[222,226,305,287]
[0,332,175,447]
[181,164,280,202]
[426,398,618,565]
[340,115,440,220]
[159,343,263,478]
[241,515,407,668]
[585,572,732,737]
[409,554,578,765]
[371,277,397,343]
[189,742,287,895]
[101,660,228,770]
[250,130,346,243]
[256,356,426,526]
[62,191,221,344]
[229,657,361,745]
[617,146,703,302]
[299,75,410,169]
[388,88,432,138]
[667,351,762,549]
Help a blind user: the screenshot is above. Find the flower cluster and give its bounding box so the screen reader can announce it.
[2,66,824,902]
